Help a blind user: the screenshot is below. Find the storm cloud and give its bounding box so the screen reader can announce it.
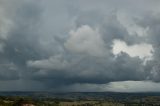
[0,0,160,91]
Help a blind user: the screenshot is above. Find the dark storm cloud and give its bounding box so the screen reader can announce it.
[0,0,160,91]
[0,0,43,80]
[140,14,160,82]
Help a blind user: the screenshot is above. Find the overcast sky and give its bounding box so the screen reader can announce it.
[0,0,160,92]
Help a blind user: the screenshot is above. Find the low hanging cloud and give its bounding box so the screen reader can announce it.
[0,0,160,91]
[57,81,160,92]
[27,55,69,70]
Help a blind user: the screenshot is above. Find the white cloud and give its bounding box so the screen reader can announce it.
[65,25,106,57]
[112,39,153,60]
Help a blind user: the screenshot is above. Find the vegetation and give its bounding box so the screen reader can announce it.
[0,93,160,106]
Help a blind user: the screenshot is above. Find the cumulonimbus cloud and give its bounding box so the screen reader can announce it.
[0,0,160,91]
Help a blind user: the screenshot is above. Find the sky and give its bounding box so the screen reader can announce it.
[0,0,160,92]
